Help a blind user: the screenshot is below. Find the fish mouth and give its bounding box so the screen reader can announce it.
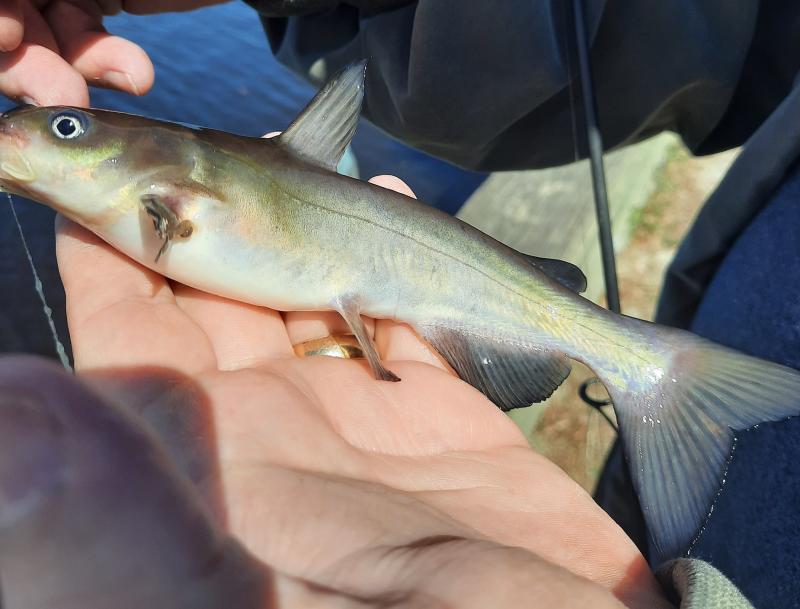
[0,113,36,184]
[0,148,35,183]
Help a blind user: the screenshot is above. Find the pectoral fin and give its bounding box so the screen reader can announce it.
[337,297,400,382]
[278,61,367,172]
[140,194,194,263]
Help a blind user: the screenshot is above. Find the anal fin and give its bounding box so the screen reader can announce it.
[420,326,571,411]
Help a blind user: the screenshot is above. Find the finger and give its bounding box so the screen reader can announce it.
[17,0,58,51]
[122,0,229,15]
[45,0,154,96]
[94,0,123,16]
[284,310,375,346]
[0,0,23,52]
[0,355,274,609]
[368,174,416,198]
[335,537,629,609]
[0,3,89,105]
[0,44,89,105]
[173,284,295,369]
[55,217,216,374]
[373,319,452,373]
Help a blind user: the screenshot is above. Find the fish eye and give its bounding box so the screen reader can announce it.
[50,112,85,140]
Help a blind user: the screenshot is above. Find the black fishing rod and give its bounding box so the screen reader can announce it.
[570,0,619,421]
[571,0,620,314]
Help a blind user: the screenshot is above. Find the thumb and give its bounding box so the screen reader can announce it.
[0,356,270,609]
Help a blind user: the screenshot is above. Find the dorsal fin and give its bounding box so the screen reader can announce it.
[523,254,587,293]
[277,60,367,171]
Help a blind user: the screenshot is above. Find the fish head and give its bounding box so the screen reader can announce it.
[0,105,192,229]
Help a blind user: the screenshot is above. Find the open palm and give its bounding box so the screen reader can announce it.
[45,176,666,608]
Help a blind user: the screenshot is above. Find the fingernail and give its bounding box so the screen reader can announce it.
[19,96,38,107]
[0,390,64,528]
[100,71,140,96]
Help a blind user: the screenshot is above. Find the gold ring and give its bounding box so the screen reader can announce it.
[293,334,365,359]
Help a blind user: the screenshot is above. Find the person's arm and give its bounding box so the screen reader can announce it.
[250,0,793,171]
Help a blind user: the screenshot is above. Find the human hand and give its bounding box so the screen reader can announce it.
[0,355,653,609]
[2,176,672,607]
[0,0,227,107]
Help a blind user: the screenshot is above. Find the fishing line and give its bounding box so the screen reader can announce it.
[578,378,618,430]
[7,193,72,371]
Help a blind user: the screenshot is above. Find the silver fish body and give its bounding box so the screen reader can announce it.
[0,64,798,564]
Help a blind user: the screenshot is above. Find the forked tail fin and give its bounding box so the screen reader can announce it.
[597,325,800,564]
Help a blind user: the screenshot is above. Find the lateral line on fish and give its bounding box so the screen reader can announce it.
[422,320,649,371]
[7,193,72,371]
[282,187,653,366]
[280,187,558,308]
